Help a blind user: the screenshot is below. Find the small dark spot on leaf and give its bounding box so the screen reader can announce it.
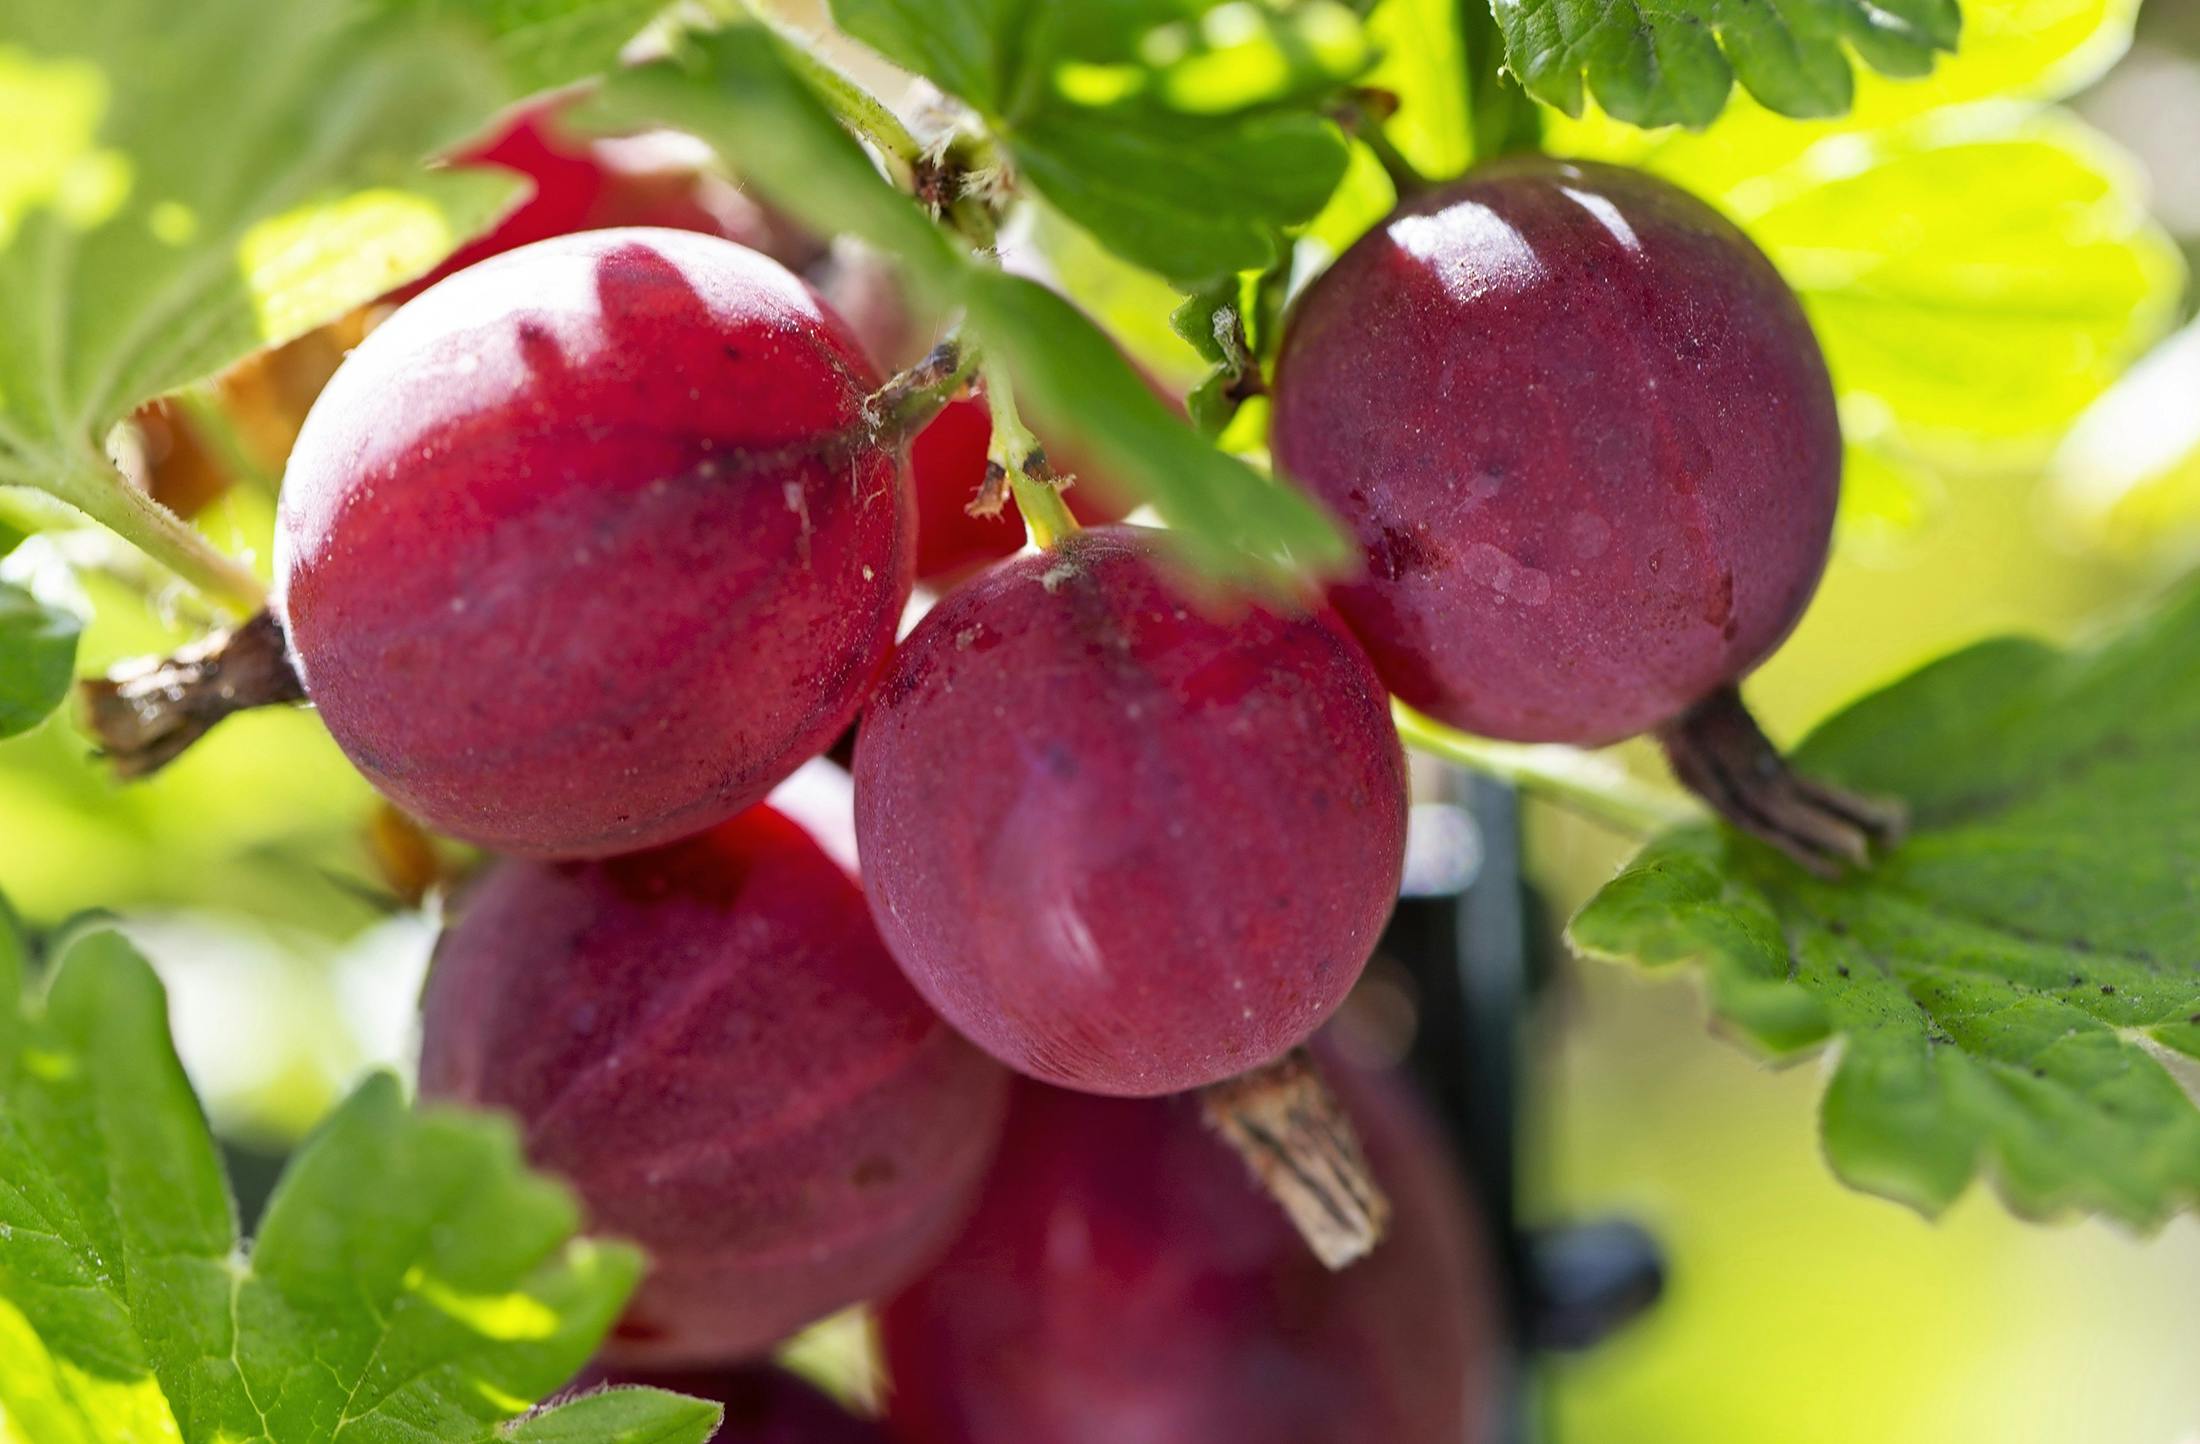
[2069,975,2084,988]
[1827,919,1849,937]
[1836,965,1850,978]
[2100,984,2116,995]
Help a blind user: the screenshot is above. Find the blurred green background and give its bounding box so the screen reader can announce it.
[4,0,2200,1438]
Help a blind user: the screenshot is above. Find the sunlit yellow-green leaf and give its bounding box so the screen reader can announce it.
[237,175,520,349]
[1751,110,2181,447]
[1363,0,1473,179]
[1544,0,2142,183]
[0,0,660,602]
[0,1298,181,1444]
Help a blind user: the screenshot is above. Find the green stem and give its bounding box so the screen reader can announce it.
[1361,122,1434,197]
[1393,701,1695,838]
[740,2,924,188]
[869,339,981,447]
[979,355,1076,548]
[42,456,266,614]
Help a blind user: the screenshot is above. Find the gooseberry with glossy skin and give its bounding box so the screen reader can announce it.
[906,394,1130,582]
[277,228,910,856]
[574,1366,889,1443]
[879,1052,1500,1444]
[853,524,1407,1097]
[1272,157,1840,747]
[418,804,1010,1365]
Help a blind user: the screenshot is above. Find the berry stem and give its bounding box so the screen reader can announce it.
[738,1,924,190]
[1392,702,1696,838]
[866,339,980,449]
[79,609,304,778]
[1202,1049,1392,1270]
[1656,685,1907,876]
[1338,89,1434,196]
[977,354,1077,548]
[42,452,267,614]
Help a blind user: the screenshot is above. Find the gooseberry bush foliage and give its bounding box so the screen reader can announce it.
[0,0,2192,1438]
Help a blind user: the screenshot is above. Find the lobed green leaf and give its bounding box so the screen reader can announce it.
[1495,0,1960,129]
[1572,577,2200,1226]
[0,926,666,1444]
[829,0,1363,287]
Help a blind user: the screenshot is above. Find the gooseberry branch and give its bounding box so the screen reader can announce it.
[43,450,267,613]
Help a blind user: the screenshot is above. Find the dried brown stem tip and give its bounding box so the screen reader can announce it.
[864,340,972,451]
[1202,1048,1392,1269]
[1658,684,1907,878]
[80,609,304,779]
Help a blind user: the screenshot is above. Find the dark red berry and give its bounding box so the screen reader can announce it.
[418,805,1008,1364]
[1273,157,1839,746]
[278,229,910,856]
[880,1052,1501,1444]
[853,525,1406,1096]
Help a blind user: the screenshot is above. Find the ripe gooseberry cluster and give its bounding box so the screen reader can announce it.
[96,127,1888,1429]
[272,203,1426,1385]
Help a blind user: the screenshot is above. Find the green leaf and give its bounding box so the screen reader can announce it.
[0,926,650,1443]
[1542,0,2143,191]
[1750,111,2182,447]
[1494,0,1960,128]
[828,0,1024,113]
[962,269,1350,584]
[603,19,1350,588]
[502,1389,723,1443]
[1571,578,2200,1226]
[596,26,965,293]
[0,581,79,738]
[377,0,683,98]
[830,0,1364,286]
[1011,105,1349,285]
[0,0,658,598]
